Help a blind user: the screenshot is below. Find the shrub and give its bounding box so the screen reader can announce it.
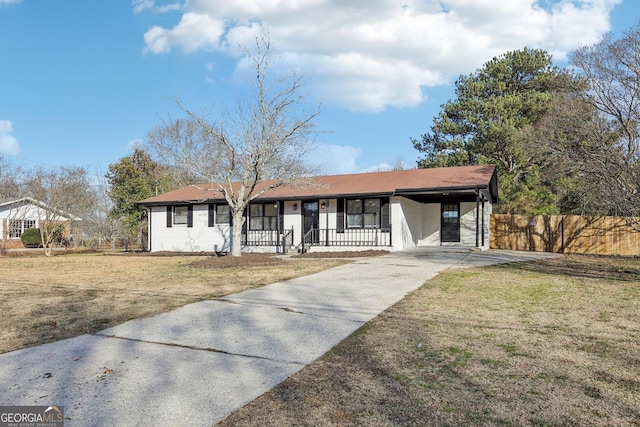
[20,228,42,248]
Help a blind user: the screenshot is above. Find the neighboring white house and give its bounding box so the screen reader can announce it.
[138,165,498,253]
[0,197,81,249]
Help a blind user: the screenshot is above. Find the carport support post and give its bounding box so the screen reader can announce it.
[481,195,485,247]
[475,189,480,248]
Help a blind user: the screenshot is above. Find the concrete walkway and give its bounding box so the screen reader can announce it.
[0,249,560,426]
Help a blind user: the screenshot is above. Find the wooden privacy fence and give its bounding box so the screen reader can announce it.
[491,214,640,256]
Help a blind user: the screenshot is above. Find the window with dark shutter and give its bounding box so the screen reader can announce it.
[174,206,188,225]
[187,205,193,228]
[216,205,230,224]
[347,199,363,228]
[344,198,385,229]
[336,199,344,232]
[363,199,380,228]
[208,204,215,227]
[381,198,390,230]
[241,208,247,233]
[249,203,278,230]
[166,206,172,228]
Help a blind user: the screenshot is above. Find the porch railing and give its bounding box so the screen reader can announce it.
[243,228,294,248]
[243,229,281,246]
[245,227,391,251]
[301,228,391,252]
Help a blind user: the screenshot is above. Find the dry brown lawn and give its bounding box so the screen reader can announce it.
[219,255,640,426]
[0,251,348,354]
[3,250,639,425]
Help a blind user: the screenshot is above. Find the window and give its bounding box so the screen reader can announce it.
[174,206,188,225]
[441,203,460,242]
[363,199,380,228]
[347,199,363,228]
[24,220,36,235]
[216,204,230,224]
[347,199,381,228]
[8,219,36,238]
[442,204,459,219]
[8,220,21,238]
[249,203,278,230]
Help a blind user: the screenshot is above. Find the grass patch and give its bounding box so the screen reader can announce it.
[0,252,348,354]
[219,254,640,426]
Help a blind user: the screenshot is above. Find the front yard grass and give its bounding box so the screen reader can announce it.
[219,255,640,426]
[3,251,638,425]
[0,251,349,354]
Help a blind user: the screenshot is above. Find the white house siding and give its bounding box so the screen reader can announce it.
[149,205,231,252]
[483,194,492,246]
[282,200,301,245]
[458,196,492,249]
[0,203,41,240]
[392,197,421,250]
[458,202,477,246]
[319,198,335,230]
[419,203,441,246]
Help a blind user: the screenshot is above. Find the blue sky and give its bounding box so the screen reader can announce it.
[0,0,638,176]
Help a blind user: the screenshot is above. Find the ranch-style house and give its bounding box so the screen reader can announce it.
[0,197,80,249]
[139,164,498,253]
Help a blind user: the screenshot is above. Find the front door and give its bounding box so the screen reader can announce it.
[441,202,460,242]
[302,201,319,243]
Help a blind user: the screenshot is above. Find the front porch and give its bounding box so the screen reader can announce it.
[242,227,392,253]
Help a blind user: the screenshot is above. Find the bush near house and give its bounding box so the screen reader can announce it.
[19,224,66,249]
[20,228,42,248]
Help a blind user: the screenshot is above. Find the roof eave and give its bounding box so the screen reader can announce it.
[394,185,489,196]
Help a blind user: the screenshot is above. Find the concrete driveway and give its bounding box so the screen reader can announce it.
[0,248,560,426]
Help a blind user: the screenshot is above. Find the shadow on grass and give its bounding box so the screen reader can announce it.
[493,254,640,283]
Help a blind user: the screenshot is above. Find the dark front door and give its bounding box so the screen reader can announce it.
[441,202,460,242]
[302,201,319,243]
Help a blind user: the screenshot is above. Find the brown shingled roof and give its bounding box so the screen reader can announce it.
[139,165,497,205]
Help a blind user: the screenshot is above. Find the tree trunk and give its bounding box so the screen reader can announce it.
[231,210,244,256]
[43,242,53,257]
[40,229,53,257]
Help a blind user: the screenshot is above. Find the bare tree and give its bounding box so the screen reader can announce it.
[0,154,23,200]
[147,36,321,256]
[0,155,25,253]
[25,167,92,256]
[367,159,414,173]
[572,23,640,164]
[83,171,128,250]
[571,21,640,225]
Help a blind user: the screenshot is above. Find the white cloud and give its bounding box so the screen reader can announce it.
[140,0,621,111]
[133,0,154,14]
[0,0,21,5]
[133,0,181,14]
[155,3,182,13]
[361,160,414,173]
[144,12,225,54]
[311,144,362,175]
[0,120,20,156]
